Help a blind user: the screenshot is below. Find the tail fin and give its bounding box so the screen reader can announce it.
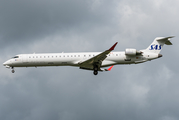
[144,36,174,53]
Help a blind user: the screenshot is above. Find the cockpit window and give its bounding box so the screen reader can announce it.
[12,56,19,58]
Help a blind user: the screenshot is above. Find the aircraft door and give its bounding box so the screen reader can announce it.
[22,55,28,63]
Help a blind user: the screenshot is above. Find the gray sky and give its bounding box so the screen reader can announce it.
[0,0,179,120]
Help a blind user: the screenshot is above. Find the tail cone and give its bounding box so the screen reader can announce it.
[158,54,163,58]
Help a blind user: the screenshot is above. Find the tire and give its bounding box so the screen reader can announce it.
[12,69,15,73]
[93,70,98,75]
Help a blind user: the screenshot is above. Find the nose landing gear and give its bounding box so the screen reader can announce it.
[11,67,15,73]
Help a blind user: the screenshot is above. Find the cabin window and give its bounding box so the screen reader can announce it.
[78,55,80,57]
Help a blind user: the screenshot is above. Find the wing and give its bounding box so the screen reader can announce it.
[79,42,118,71]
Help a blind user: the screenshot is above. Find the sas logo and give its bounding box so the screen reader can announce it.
[149,44,162,50]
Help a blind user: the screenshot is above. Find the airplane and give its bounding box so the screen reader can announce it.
[3,36,174,75]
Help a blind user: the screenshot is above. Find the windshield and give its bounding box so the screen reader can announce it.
[12,56,19,58]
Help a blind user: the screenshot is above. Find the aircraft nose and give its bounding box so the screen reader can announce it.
[3,60,11,66]
[3,61,7,66]
[3,62,6,66]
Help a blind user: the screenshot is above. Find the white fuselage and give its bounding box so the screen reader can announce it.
[3,51,159,68]
[3,36,173,75]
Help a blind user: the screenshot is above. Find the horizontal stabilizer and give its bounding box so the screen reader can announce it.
[165,40,172,45]
[156,36,174,41]
[157,36,174,45]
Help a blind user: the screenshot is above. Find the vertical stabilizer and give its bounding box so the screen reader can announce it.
[144,36,174,54]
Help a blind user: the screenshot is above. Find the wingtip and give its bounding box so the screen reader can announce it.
[107,65,114,71]
[109,42,118,51]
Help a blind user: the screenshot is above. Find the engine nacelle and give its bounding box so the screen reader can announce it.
[125,49,140,56]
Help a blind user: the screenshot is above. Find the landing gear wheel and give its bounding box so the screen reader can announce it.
[12,69,15,73]
[93,70,98,75]
[93,65,98,75]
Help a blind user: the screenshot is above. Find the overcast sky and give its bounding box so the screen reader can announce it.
[0,0,179,120]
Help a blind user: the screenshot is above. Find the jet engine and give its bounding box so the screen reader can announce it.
[125,49,141,56]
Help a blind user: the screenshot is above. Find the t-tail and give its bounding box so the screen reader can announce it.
[143,36,174,54]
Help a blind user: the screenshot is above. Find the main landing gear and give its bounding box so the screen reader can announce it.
[93,65,98,75]
[11,67,15,73]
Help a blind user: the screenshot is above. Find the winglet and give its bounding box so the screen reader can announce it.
[107,65,114,71]
[109,42,118,51]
